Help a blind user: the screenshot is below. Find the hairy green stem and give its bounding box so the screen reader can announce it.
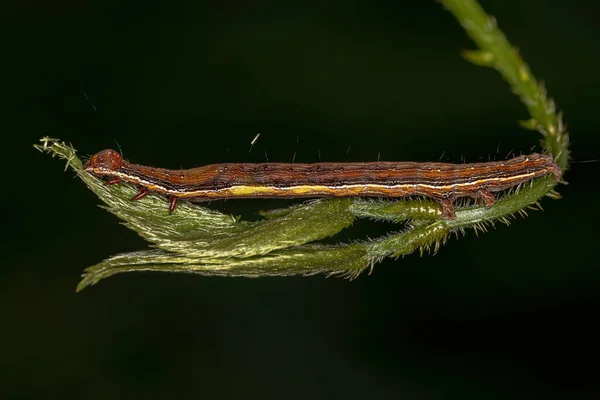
[441,0,570,170]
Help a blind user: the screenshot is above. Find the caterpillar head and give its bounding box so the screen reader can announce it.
[83,149,123,174]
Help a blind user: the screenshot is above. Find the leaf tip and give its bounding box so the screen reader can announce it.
[461,49,495,67]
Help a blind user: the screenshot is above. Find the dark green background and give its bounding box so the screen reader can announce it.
[2,0,600,398]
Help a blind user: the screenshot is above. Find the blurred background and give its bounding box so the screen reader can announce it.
[2,0,600,398]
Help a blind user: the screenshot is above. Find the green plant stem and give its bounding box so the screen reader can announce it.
[441,0,570,170]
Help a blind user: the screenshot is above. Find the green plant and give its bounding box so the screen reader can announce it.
[35,0,569,291]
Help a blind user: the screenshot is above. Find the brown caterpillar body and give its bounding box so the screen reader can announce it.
[84,150,561,218]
